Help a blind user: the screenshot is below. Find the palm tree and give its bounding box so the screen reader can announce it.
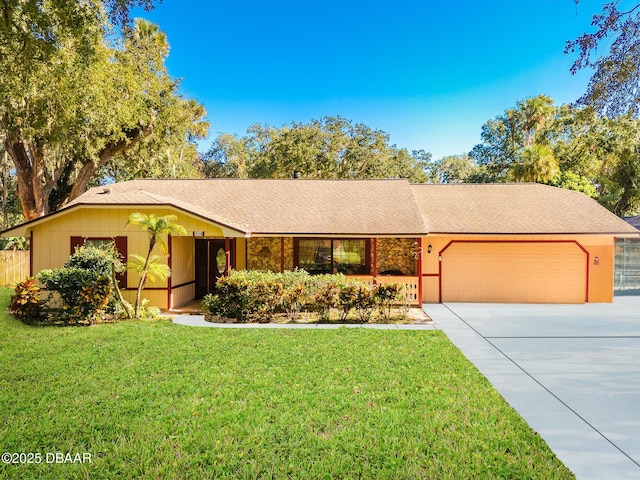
[126,213,186,317]
[511,145,559,183]
[518,95,555,147]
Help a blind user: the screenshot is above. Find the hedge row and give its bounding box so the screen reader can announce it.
[202,270,404,323]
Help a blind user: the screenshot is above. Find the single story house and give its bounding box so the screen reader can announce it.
[2,179,638,308]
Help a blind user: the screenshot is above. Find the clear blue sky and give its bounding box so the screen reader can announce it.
[132,1,611,160]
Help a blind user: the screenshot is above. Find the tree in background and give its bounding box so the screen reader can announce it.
[427,154,479,184]
[469,94,640,214]
[204,116,430,183]
[0,2,207,221]
[0,139,22,229]
[566,1,640,117]
[126,213,186,318]
[469,95,558,182]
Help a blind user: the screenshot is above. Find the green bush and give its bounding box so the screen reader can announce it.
[7,277,44,323]
[38,268,111,325]
[306,274,344,321]
[375,283,402,321]
[38,245,123,325]
[201,270,404,323]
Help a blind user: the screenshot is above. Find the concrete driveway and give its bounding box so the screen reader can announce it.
[424,297,640,480]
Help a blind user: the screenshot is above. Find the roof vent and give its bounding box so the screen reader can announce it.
[292,171,301,179]
[101,187,111,194]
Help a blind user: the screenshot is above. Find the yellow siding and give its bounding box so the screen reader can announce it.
[171,236,194,286]
[29,205,235,310]
[421,234,616,303]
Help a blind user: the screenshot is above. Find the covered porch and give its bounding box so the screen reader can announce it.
[168,235,423,309]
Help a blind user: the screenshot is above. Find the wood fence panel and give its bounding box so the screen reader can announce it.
[0,251,30,287]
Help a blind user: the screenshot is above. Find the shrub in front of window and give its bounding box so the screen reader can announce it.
[202,270,405,323]
[37,245,122,325]
[306,274,345,321]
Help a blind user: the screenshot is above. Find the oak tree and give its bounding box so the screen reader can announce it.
[1,1,207,220]
[204,116,430,183]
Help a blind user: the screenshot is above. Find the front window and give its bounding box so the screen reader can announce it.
[85,239,114,249]
[296,239,369,274]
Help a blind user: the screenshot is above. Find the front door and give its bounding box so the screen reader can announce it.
[195,239,233,298]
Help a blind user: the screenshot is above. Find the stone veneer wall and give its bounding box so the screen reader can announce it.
[246,237,294,272]
[376,238,417,276]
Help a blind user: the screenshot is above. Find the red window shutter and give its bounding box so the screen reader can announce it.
[70,236,85,255]
[114,236,128,288]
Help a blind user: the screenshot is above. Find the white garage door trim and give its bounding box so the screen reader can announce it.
[438,240,590,303]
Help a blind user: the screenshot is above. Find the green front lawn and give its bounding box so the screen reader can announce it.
[0,288,574,479]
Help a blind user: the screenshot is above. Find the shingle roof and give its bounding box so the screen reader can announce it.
[5,179,635,238]
[67,178,427,236]
[410,183,639,234]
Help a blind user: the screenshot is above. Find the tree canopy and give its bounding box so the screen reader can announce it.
[0,1,207,222]
[203,116,430,183]
[469,95,640,215]
[566,1,640,117]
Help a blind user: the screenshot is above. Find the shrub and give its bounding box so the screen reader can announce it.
[205,271,260,322]
[38,245,122,325]
[201,270,404,323]
[39,267,112,325]
[375,283,402,321]
[7,277,44,323]
[337,282,358,321]
[306,274,343,321]
[353,284,377,322]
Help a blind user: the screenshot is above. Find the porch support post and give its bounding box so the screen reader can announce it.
[417,237,423,305]
[167,234,172,310]
[225,238,231,274]
[280,237,285,273]
[372,237,378,284]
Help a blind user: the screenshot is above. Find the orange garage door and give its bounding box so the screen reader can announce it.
[441,241,588,303]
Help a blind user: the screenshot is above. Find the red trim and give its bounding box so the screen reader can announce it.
[422,273,439,277]
[372,238,378,284]
[172,280,195,289]
[225,238,231,274]
[70,236,83,255]
[167,234,172,310]
[438,240,590,303]
[280,237,285,273]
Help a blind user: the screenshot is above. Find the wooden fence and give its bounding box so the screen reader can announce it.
[0,250,29,287]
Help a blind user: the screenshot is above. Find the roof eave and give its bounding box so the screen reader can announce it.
[0,202,251,238]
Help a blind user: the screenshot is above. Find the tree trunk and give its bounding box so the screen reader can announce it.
[65,126,150,207]
[5,123,151,220]
[5,139,48,220]
[134,236,156,318]
[2,149,8,229]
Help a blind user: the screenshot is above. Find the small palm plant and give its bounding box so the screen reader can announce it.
[126,213,186,318]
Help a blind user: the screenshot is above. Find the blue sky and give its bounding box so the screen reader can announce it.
[132,1,612,160]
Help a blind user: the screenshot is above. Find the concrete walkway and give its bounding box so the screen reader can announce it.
[424,298,640,480]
